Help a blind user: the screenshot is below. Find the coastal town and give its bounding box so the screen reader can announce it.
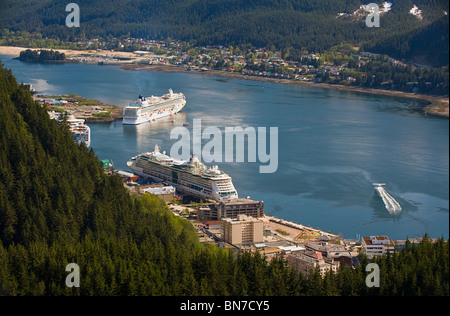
[14,37,444,278]
[1,0,448,298]
[2,34,448,117]
[64,37,445,94]
[108,163,431,278]
[10,38,444,278]
[36,85,421,277]
[2,36,448,279]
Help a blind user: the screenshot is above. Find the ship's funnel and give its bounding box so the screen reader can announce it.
[190,154,201,168]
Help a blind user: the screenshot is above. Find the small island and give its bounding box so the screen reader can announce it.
[18,49,66,62]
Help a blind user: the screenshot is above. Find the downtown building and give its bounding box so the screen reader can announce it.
[361,236,395,259]
[221,215,264,246]
[287,251,339,277]
[197,198,264,221]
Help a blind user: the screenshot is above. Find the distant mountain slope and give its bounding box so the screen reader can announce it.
[364,15,449,67]
[0,0,448,64]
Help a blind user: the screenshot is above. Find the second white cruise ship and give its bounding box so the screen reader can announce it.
[127,145,239,201]
[123,89,186,125]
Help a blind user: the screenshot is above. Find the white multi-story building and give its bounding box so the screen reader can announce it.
[361,236,395,259]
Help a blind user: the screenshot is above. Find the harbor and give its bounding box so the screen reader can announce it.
[1,52,447,241]
[115,142,342,253]
[122,169,347,254]
[118,168,422,273]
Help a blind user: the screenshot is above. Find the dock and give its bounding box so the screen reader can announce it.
[263,215,340,241]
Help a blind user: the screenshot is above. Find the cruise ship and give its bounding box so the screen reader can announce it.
[127,145,239,201]
[67,116,91,147]
[48,112,91,147]
[122,89,186,125]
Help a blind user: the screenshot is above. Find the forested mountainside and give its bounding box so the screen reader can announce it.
[364,15,449,67]
[0,0,448,66]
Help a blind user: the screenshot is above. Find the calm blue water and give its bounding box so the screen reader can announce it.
[2,54,448,240]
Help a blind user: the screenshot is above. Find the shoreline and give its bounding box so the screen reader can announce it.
[33,94,123,123]
[0,45,138,59]
[4,46,445,241]
[121,63,449,118]
[1,45,448,118]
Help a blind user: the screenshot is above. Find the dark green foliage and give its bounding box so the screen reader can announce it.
[364,15,449,67]
[0,1,448,65]
[336,54,449,95]
[18,49,66,62]
[0,62,448,296]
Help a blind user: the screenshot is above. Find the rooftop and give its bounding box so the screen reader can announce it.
[220,198,262,205]
[362,236,394,247]
[222,215,262,223]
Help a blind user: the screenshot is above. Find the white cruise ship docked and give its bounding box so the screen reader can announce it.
[127,145,239,201]
[48,111,91,147]
[122,89,186,125]
[67,117,91,148]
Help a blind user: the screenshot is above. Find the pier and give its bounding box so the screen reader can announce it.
[373,183,402,215]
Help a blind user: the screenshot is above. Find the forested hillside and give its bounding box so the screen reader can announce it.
[364,15,449,66]
[0,0,448,65]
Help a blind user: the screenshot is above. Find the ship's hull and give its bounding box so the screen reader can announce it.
[123,99,186,125]
[70,121,91,147]
[127,161,238,201]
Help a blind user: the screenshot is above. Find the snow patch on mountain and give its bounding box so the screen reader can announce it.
[409,5,423,20]
[337,2,392,19]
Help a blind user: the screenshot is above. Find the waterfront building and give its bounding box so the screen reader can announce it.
[287,251,339,277]
[115,170,139,182]
[221,215,264,245]
[139,183,176,202]
[305,241,353,266]
[197,198,264,221]
[202,220,222,230]
[361,236,395,259]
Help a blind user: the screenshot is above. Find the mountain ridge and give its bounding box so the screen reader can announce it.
[0,0,448,65]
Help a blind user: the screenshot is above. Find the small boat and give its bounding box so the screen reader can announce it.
[373,183,402,215]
